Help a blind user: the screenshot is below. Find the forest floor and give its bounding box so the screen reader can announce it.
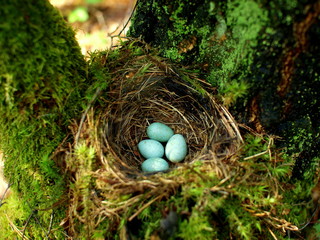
[50,0,135,55]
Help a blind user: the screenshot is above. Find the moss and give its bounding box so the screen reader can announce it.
[0,192,67,239]
[203,0,268,107]
[129,0,216,64]
[236,0,320,180]
[177,210,217,240]
[129,0,268,100]
[0,0,87,238]
[0,192,29,239]
[115,134,301,239]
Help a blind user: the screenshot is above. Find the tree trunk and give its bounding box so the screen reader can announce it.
[129,0,320,180]
[0,0,86,238]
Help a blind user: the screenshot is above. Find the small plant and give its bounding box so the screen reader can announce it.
[68,7,89,23]
[221,79,249,106]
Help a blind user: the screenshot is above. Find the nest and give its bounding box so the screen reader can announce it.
[101,64,242,176]
[63,41,246,236]
[62,42,300,238]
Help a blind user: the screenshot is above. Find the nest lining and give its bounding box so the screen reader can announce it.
[102,72,242,175]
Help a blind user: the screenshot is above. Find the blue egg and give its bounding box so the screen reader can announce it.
[138,139,164,159]
[147,122,174,142]
[165,134,187,163]
[141,158,169,173]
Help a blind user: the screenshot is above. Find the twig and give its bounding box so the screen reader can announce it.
[0,182,11,207]
[6,214,30,240]
[46,210,55,237]
[25,201,50,240]
[243,150,268,160]
[32,211,50,240]
[298,204,319,230]
[110,0,139,48]
[268,227,278,240]
[112,0,139,37]
[22,211,34,240]
[244,137,276,161]
[128,195,162,221]
[35,197,67,212]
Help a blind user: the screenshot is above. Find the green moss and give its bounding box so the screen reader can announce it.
[129,0,217,64]
[0,0,87,238]
[178,210,216,240]
[0,192,67,239]
[137,206,162,239]
[0,193,29,239]
[129,0,268,105]
[205,0,268,105]
[228,0,320,179]
[224,201,256,240]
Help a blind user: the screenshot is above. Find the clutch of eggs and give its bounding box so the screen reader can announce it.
[138,122,188,173]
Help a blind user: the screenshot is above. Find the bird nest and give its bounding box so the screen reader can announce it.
[102,74,242,175]
[63,42,245,236]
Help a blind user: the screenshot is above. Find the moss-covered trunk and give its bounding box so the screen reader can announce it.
[0,0,86,238]
[129,0,320,180]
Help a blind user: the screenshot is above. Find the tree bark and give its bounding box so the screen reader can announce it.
[129,0,320,180]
